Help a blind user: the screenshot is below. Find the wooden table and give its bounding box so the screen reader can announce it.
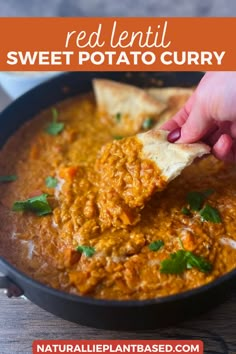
[0,89,235,354]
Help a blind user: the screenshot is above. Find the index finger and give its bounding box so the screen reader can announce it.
[160,92,196,131]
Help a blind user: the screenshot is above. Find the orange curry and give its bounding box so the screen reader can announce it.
[0,93,236,300]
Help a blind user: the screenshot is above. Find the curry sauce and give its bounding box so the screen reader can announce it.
[0,93,236,300]
[95,136,167,230]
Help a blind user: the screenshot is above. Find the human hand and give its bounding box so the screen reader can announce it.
[161,72,236,162]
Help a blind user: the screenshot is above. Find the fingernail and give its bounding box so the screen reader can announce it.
[167,128,181,143]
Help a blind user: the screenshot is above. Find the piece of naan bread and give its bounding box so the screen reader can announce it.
[146,87,194,128]
[146,87,194,104]
[138,129,209,183]
[93,79,167,134]
[93,79,194,132]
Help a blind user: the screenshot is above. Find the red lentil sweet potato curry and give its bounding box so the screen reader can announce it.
[0,79,236,301]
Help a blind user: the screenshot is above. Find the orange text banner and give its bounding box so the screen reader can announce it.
[0,18,235,70]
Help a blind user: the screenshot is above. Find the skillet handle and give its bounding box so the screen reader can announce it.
[0,275,24,297]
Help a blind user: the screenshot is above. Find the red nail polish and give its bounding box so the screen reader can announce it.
[167,128,181,143]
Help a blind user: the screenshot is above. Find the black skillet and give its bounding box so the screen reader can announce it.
[0,72,235,330]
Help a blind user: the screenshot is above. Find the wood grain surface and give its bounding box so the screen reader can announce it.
[0,88,235,354]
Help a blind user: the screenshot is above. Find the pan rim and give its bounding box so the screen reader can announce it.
[1,255,236,307]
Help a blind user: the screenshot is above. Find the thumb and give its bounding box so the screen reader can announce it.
[178,103,212,143]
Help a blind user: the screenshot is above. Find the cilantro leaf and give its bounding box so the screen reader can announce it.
[45,176,58,188]
[200,204,222,223]
[184,189,221,223]
[186,191,205,211]
[45,108,64,136]
[114,136,124,140]
[149,240,164,251]
[160,250,212,274]
[181,207,191,215]
[142,117,154,130]
[186,252,212,273]
[160,250,187,274]
[51,107,58,121]
[186,189,215,211]
[115,112,121,122]
[76,245,95,257]
[12,193,52,216]
[0,175,17,183]
[46,121,64,136]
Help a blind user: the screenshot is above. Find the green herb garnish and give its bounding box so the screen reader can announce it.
[45,176,58,188]
[160,250,212,274]
[142,117,154,130]
[186,252,212,272]
[199,204,222,223]
[114,136,124,140]
[186,189,214,211]
[115,112,121,122]
[149,240,164,251]
[12,193,52,216]
[76,245,95,257]
[184,189,221,223]
[45,108,64,136]
[181,207,191,215]
[186,191,205,211]
[0,175,17,183]
[160,250,187,274]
